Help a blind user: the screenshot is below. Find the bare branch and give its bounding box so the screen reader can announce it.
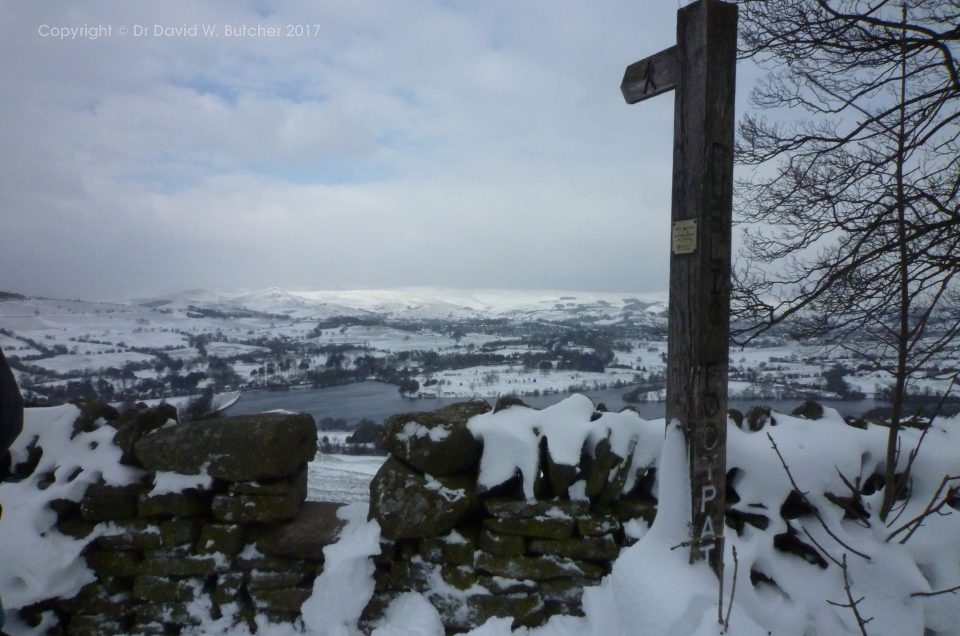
[767,433,872,561]
[825,553,873,635]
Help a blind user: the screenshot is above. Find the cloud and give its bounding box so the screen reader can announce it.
[0,0,683,299]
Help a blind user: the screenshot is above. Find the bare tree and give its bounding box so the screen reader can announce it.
[733,0,960,520]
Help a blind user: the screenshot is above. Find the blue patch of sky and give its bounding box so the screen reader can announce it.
[171,72,328,105]
[117,154,395,191]
[252,2,273,19]
[169,77,239,105]
[115,165,205,195]
[270,81,328,104]
[239,159,394,186]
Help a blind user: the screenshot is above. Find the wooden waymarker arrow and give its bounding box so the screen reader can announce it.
[621,45,678,103]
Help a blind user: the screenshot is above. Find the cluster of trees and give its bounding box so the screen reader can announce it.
[319,419,385,455]
[733,0,959,522]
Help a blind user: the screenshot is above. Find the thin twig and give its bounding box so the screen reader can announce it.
[833,467,870,528]
[886,475,960,543]
[723,545,739,633]
[911,583,960,598]
[887,374,958,529]
[767,433,872,561]
[825,554,872,635]
[801,524,843,568]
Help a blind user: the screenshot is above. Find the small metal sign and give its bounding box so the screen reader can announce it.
[672,219,697,255]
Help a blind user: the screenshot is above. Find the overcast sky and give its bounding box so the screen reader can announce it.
[2,1,752,301]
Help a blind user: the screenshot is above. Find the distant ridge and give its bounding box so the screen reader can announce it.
[139,287,669,322]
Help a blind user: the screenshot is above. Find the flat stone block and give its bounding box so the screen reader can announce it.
[84,549,143,577]
[134,413,316,481]
[248,570,306,591]
[81,483,143,521]
[483,516,575,540]
[250,587,313,613]
[475,552,605,581]
[198,523,245,556]
[138,490,212,518]
[252,500,344,561]
[528,535,620,563]
[93,520,162,550]
[211,491,302,523]
[132,575,200,603]
[141,552,220,577]
[478,528,526,557]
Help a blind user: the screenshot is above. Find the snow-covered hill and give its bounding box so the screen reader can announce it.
[144,287,668,322]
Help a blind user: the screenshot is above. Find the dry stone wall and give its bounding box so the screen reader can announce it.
[26,405,345,635]
[9,396,672,635]
[365,399,659,633]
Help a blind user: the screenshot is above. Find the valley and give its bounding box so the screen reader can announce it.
[0,287,955,425]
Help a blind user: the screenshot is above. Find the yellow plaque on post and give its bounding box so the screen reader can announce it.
[672,219,697,255]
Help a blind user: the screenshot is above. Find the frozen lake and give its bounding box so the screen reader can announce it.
[226,380,886,426]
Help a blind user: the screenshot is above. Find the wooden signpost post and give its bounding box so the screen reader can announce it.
[621,0,738,577]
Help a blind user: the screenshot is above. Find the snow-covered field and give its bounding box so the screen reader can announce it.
[307,453,384,504]
[3,289,956,410]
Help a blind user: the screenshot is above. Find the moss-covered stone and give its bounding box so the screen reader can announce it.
[483,498,590,519]
[132,576,200,603]
[744,406,775,431]
[71,579,137,619]
[71,399,119,438]
[382,401,490,476]
[369,457,478,539]
[430,591,546,631]
[134,412,317,481]
[112,403,178,466]
[478,528,526,557]
[211,490,302,523]
[528,535,620,563]
[541,437,580,497]
[84,548,143,577]
[249,587,313,613]
[612,498,657,524]
[791,400,825,420]
[419,532,476,566]
[598,446,637,504]
[248,570,306,591]
[133,602,201,627]
[440,564,479,590]
[253,501,344,561]
[67,615,128,636]
[481,575,537,594]
[80,483,143,521]
[198,523,245,556]
[483,516,575,540]
[138,490,212,518]
[56,518,99,540]
[538,577,591,605]
[230,465,307,497]
[583,436,623,498]
[212,572,245,605]
[93,520,162,550]
[141,552,220,577]
[475,552,605,581]
[159,518,201,548]
[389,557,436,592]
[471,593,546,628]
[577,516,622,537]
[235,552,318,574]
